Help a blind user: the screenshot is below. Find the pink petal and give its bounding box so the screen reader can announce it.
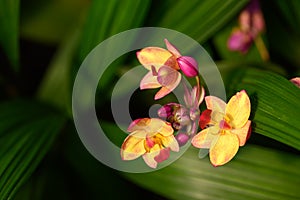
[175,133,190,146]
[290,77,300,88]
[231,120,251,146]
[154,148,170,163]
[140,71,161,90]
[154,70,181,100]
[157,103,181,118]
[164,39,181,57]
[157,66,179,87]
[227,29,253,53]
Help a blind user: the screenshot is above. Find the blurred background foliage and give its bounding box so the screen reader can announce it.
[0,0,300,199]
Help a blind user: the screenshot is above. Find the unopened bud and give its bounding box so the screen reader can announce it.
[177,56,199,77]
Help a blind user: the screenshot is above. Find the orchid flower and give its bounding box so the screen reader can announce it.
[138,39,199,100]
[191,90,251,166]
[121,118,179,168]
[137,39,182,100]
[227,0,265,54]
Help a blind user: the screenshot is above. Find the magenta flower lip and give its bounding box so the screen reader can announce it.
[177,56,199,77]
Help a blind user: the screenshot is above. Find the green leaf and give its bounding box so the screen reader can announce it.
[229,68,300,150]
[272,0,300,35]
[74,0,150,89]
[0,100,66,199]
[37,29,79,116]
[262,0,300,69]
[0,0,19,70]
[20,0,89,44]
[158,0,249,43]
[76,0,150,63]
[124,145,300,200]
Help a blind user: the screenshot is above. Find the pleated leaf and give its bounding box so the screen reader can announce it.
[228,68,300,150]
[158,0,249,43]
[124,145,300,200]
[0,100,66,199]
[0,0,19,70]
[74,0,150,92]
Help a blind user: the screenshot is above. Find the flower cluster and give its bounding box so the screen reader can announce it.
[121,39,252,168]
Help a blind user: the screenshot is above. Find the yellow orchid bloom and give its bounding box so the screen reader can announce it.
[121,118,179,168]
[137,39,182,100]
[191,90,251,166]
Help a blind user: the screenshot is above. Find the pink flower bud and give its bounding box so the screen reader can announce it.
[177,56,199,77]
[175,133,190,146]
[290,77,300,88]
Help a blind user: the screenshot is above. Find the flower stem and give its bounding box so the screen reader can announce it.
[195,76,200,98]
[254,35,269,61]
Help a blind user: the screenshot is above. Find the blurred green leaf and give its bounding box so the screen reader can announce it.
[229,68,300,150]
[76,0,150,63]
[20,0,89,44]
[262,0,300,70]
[0,0,19,70]
[0,100,66,199]
[273,0,300,35]
[158,0,249,43]
[124,145,300,200]
[37,29,79,116]
[74,0,150,92]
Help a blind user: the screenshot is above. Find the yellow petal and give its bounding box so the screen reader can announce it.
[191,126,219,148]
[129,118,173,137]
[225,90,251,129]
[140,71,161,89]
[205,96,226,113]
[127,118,151,132]
[209,131,239,166]
[149,118,173,136]
[121,130,147,160]
[137,47,173,70]
[161,135,179,152]
[231,120,251,146]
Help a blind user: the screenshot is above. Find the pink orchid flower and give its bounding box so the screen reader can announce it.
[137,39,182,100]
[138,39,199,99]
[227,0,265,53]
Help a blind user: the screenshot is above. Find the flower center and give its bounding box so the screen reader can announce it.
[219,119,232,130]
[144,134,164,152]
